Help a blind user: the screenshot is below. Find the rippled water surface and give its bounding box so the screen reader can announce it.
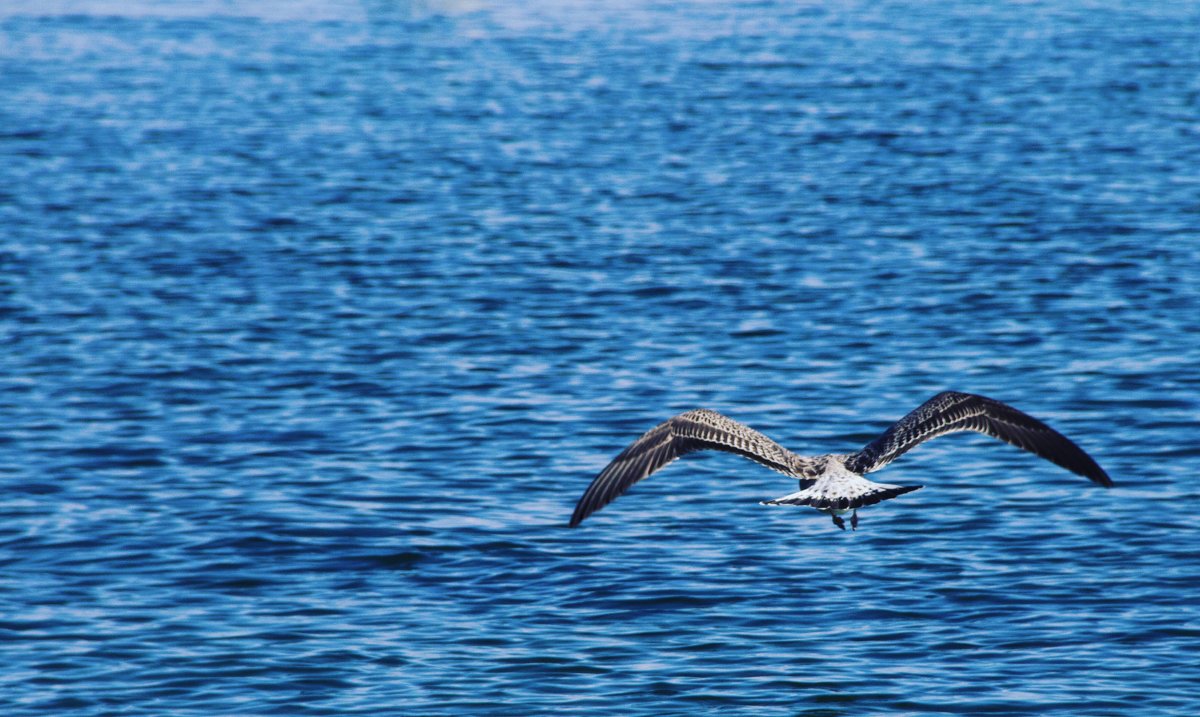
[3,1,1200,714]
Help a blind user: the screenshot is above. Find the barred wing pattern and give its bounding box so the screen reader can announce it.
[844,391,1112,486]
[569,409,807,527]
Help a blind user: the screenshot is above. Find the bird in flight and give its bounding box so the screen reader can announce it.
[569,391,1111,531]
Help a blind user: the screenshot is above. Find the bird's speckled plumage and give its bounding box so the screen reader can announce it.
[569,391,1112,530]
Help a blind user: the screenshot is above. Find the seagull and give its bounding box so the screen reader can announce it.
[569,391,1112,530]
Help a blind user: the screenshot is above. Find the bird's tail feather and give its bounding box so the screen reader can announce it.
[762,485,922,511]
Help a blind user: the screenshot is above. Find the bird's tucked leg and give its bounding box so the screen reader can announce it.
[831,513,846,531]
[851,510,859,531]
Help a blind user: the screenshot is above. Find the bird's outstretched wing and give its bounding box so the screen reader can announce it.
[569,409,806,527]
[843,391,1112,486]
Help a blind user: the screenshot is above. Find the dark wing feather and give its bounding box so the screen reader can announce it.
[843,391,1112,486]
[569,409,805,527]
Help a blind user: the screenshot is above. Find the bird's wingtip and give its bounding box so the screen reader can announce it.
[1085,465,1114,488]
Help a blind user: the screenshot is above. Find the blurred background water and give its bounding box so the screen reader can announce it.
[2,1,1199,714]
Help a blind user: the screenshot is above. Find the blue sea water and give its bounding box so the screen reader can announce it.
[2,1,1200,714]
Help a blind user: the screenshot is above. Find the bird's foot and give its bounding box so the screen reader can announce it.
[831,514,846,531]
[851,510,859,531]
